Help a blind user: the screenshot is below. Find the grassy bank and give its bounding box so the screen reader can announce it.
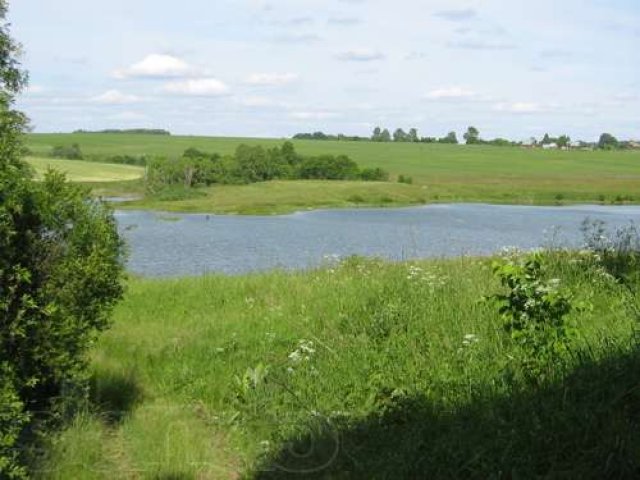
[123,180,430,215]
[34,252,640,478]
[26,157,144,183]
[26,134,640,213]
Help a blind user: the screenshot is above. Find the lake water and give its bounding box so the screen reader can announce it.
[115,204,640,277]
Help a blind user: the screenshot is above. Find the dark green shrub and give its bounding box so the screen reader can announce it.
[360,167,389,181]
[397,174,413,184]
[297,154,359,180]
[0,2,126,475]
[50,143,83,160]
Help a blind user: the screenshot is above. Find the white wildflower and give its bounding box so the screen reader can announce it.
[462,334,479,346]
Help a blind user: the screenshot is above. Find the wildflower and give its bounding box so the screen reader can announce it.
[462,334,479,346]
[288,350,302,363]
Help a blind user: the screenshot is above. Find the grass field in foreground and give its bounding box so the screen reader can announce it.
[26,156,144,183]
[34,253,640,479]
[26,133,640,211]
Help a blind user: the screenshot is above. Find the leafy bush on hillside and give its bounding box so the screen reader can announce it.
[145,141,390,192]
[50,143,83,160]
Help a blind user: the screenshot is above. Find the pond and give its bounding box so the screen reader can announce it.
[115,204,640,277]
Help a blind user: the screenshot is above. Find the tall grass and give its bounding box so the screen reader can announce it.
[32,252,639,478]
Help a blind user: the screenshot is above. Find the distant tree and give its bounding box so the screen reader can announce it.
[463,126,480,144]
[235,144,277,182]
[408,128,419,142]
[598,133,619,150]
[380,128,391,142]
[297,154,360,180]
[541,133,551,145]
[557,135,571,148]
[371,127,382,142]
[439,131,459,144]
[393,128,407,142]
[51,143,83,160]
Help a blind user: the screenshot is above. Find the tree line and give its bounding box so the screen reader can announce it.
[72,128,171,135]
[146,141,389,192]
[294,127,638,150]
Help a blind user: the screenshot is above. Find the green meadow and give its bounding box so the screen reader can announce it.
[26,156,145,183]
[32,252,640,479]
[26,133,640,213]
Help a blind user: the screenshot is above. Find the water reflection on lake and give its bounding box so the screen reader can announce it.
[115,204,640,277]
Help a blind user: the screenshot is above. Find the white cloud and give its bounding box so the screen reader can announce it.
[107,111,148,121]
[447,40,516,50]
[426,86,476,99]
[245,72,299,87]
[494,102,542,113]
[238,96,276,107]
[434,9,477,21]
[335,49,385,61]
[161,78,229,96]
[290,111,340,120]
[328,16,360,26]
[91,89,141,104]
[113,54,194,79]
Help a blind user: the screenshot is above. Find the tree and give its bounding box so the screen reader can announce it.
[598,133,619,150]
[408,128,419,142]
[0,2,125,476]
[541,133,551,145]
[371,126,382,141]
[380,128,391,142]
[439,131,459,144]
[557,135,571,148]
[463,126,480,144]
[393,128,407,142]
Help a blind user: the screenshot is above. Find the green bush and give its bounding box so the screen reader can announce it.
[360,167,389,181]
[145,142,389,192]
[50,143,83,160]
[0,2,126,475]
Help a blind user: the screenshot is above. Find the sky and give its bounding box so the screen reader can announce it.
[9,0,640,141]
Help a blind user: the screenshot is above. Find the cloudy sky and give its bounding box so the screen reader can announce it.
[10,0,640,140]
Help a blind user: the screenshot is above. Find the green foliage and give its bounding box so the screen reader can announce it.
[0,2,126,475]
[146,142,389,194]
[598,132,619,150]
[397,174,413,184]
[50,143,83,160]
[359,167,389,181]
[489,254,574,383]
[581,218,640,284]
[297,154,359,180]
[463,126,480,144]
[439,131,458,144]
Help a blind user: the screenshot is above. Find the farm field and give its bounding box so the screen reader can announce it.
[33,252,640,478]
[26,156,145,183]
[26,133,640,213]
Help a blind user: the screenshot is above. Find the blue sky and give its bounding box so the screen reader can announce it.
[10,0,640,140]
